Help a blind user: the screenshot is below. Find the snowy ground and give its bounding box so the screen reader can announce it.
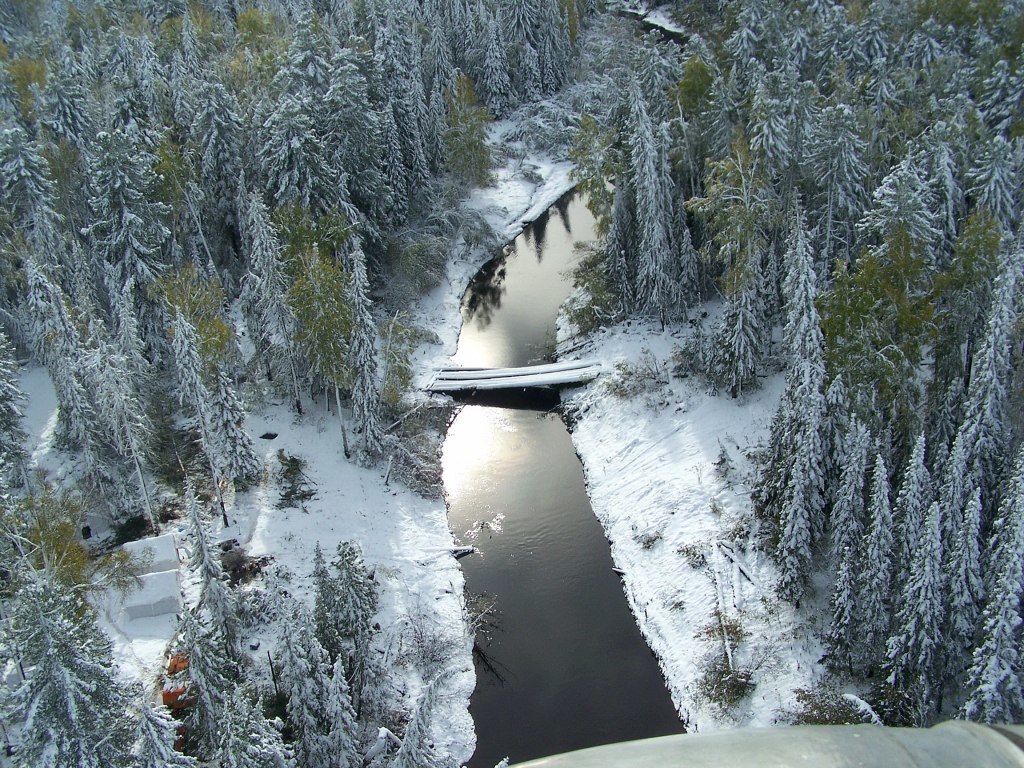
[556,318,827,732]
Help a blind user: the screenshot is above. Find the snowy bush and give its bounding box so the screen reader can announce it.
[784,686,875,726]
[676,542,708,569]
[694,652,755,712]
[603,351,668,399]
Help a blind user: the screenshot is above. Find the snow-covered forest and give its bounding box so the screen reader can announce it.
[565,0,1024,731]
[0,0,593,765]
[1,0,1024,763]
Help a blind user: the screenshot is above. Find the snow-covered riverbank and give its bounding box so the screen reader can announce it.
[558,320,827,732]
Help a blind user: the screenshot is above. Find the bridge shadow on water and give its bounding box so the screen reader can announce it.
[448,387,561,412]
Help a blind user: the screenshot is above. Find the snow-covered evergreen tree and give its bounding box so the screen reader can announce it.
[345,243,383,454]
[208,370,262,486]
[82,130,169,293]
[892,433,931,591]
[391,670,455,768]
[0,330,29,487]
[239,189,302,411]
[178,603,234,758]
[968,135,1019,234]
[946,485,984,677]
[714,270,762,399]
[0,124,58,236]
[808,102,867,265]
[324,656,360,768]
[761,207,826,601]
[274,606,353,768]
[961,447,1024,723]
[857,154,940,260]
[858,453,893,666]
[259,91,337,215]
[194,79,243,237]
[482,12,515,118]
[1,575,135,768]
[626,80,678,323]
[132,695,198,768]
[184,480,242,659]
[824,418,870,672]
[884,501,945,723]
[217,685,294,768]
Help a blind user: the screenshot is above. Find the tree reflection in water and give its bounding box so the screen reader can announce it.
[461,249,510,330]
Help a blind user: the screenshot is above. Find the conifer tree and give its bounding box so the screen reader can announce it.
[392,670,456,768]
[184,480,242,659]
[626,80,677,322]
[275,607,346,768]
[132,695,198,768]
[443,75,493,188]
[857,154,939,260]
[884,501,945,723]
[170,310,229,523]
[82,340,155,525]
[178,603,234,758]
[0,330,29,488]
[0,124,58,236]
[808,103,867,265]
[39,46,93,151]
[217,685,294,768]
[858,453,893,666]
[2,575,135,768]
[312,543,346,663]
[82,130,169,294]
[208,370,262,486]
[288,251,354,458]
[968,136,1018,234]
[947,485,984,674]
[482,13,515,118]
[345,244,383,454]
[949,245,1022,517]
[961,447,1024,723]
[260,91,337,215]
[194,80,243,237]
[239,190,302,411]
[761,207,826,595]
[892,433,931,590]
[325,656,360,768]
[714,270,762,399]
[823,418,870,671]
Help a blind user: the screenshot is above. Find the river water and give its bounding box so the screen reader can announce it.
[441,193,682,768]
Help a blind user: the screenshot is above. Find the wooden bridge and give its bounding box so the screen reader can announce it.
[427,360,602,393]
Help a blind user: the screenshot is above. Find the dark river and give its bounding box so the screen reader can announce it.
[441,192,682,768]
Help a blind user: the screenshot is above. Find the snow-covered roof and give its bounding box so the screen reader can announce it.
[121,570,181,621]
[122,533,181,575]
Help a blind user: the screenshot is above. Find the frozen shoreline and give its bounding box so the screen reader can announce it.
[556,318,825,732]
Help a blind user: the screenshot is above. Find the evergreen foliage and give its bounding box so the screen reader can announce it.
[1,576,135,768]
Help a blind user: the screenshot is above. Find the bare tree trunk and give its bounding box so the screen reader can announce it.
[334,385,351,459]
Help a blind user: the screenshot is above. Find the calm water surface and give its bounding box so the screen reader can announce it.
[441,193,682,768]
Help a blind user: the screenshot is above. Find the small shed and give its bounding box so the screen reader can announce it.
[122,533,182,574]
[122,570,181,620]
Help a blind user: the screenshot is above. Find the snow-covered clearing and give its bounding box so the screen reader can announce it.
[558,321,826,731]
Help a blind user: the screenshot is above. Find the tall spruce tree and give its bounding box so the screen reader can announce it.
[884,501,945,723]
[961,447,1024,723]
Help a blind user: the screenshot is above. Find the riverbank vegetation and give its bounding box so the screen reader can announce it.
[568,0,1023,728]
